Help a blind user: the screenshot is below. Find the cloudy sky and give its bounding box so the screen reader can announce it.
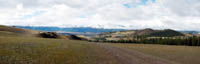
[0,0,200,30]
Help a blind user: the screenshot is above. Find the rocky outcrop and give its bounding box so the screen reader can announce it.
[39,32,59,38]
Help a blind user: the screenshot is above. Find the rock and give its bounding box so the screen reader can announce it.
[39,32,59,38]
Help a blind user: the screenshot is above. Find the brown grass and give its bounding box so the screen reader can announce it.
[0,37,118,64]
[0,25,120,64]
[106,43,200,64]
[0,25,39,35]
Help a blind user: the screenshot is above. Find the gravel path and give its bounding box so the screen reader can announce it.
[95,43,180,64]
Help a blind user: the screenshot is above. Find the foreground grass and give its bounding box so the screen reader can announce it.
[106,43,200,64]
[0,37,118,64]
[0,31,21,37]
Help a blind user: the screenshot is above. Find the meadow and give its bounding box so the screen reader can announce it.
[0,36,118,64]
[106,43,200,64]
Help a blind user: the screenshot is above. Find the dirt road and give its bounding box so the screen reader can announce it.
[95,43,180,64]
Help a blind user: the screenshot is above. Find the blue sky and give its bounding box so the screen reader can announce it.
[123,0,156,8]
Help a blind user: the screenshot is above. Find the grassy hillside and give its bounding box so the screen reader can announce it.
[0,25,39,36]
[0,37,120,64]
[0,25,71,39]
[151,29,184,37]
[0,31,21,37]
[0,25,119,64]
[98,28,184,38]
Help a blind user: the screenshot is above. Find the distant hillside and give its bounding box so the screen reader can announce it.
[0,25,40,37]
[150,29,184,37]
[99,28,184,37]
[180,31,200,34]
[15,26,125,33]
[0,25,74,39]
[87,28,188,43]
[132,28,159,36]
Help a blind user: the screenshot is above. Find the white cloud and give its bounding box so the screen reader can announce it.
[0,0,200,30]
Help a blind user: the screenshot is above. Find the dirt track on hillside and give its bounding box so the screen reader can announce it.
[95,43,180,64]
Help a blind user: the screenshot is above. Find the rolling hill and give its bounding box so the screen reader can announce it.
[0,25,39,37]
[90,28,186,42]
[96,28,184,40]
[0,25,73,39]
[100,28,184,37]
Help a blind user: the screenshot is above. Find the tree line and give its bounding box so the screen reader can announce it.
[89,36,200,46]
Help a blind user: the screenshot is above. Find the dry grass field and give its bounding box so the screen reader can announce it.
[0,37,119,64]
[0,25,120,64]
[106,43,200,64]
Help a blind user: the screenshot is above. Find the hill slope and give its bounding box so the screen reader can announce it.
[0,25,40,37]
[150,29,184,37]
[0,25,70,39]
[98,28,184,38]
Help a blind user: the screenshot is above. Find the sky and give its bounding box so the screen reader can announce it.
[0,0,200,30]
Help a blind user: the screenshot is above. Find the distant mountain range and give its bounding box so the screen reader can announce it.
[14,26,200,35]
[15,26,126,33]
[180,31,200,34]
